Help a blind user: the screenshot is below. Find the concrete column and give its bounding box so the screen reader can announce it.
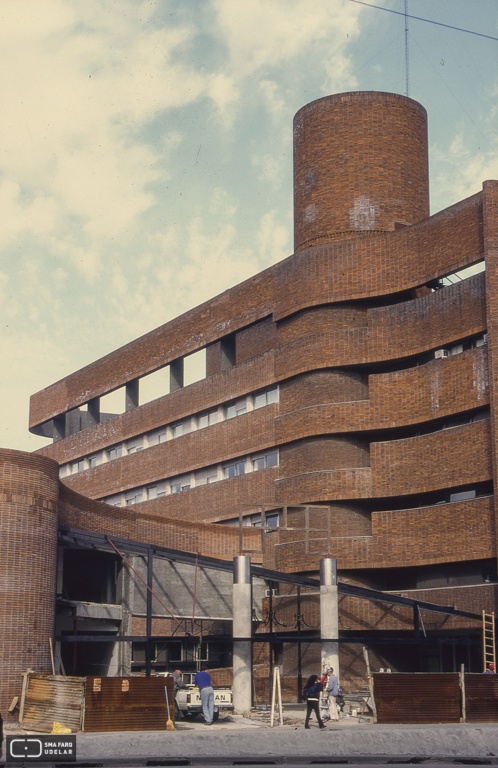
[170,359,184,392]
[52,414,66,441]
[87,397,100,426]
[320,558,339,677]
[232,555,252,714]
[125,379,139,410]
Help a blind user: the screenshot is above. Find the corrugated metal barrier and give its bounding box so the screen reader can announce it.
[20,674,85,733]
[465,673,498,723]
[374,672,498,724]
[19,674,174,733]
[84,676,174,732]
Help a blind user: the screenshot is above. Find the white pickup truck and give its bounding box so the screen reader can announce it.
[158,674,234,721]
[174,684,233,721]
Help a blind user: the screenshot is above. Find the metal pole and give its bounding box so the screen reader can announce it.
[269,580,274,704]
[146,547,153,677]
[297,586,302,703]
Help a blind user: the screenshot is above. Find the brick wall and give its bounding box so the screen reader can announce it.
[280,437,371,477]
[272,496,494,573]
[0,450,59,714]
[59,484,263,558]
[37,353,276,466]
[30,192,483,429]
[371,419,492,497]
[62,405,277,500]
[293,92,429,250]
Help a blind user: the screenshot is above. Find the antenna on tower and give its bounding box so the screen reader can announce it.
[404,0,410,96]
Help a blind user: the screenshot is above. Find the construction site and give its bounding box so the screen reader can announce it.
[2,89,498,729]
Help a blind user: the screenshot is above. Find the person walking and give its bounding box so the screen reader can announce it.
[303,674,326,729]
[194,665,214,725]
[326,668,340,721]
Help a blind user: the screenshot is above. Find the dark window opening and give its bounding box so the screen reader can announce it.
[62,549,118,604]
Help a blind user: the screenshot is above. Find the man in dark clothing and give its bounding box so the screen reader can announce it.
[303,674,326,729]
[194,666,214,724]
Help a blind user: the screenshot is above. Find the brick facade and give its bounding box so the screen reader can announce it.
[1,92,496,703]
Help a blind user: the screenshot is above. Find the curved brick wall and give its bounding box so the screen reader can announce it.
[293,92,429,250]
[274,496,494,573]
[275,346,489,442]
[279,370,368,414]
[274,273,486,379]
[371,419,492,497]
[0,450,59,714]
[280,437,370,477]
[277,305,368,346]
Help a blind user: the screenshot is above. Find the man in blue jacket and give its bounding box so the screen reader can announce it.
[195,665,214,725]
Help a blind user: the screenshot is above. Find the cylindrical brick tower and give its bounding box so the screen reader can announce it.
[0,449,59,714]
[293,91,430,251]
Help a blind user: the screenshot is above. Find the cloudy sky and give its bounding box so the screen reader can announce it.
[1,0,497,452]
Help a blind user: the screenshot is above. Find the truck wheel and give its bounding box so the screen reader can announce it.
[213,711,219,722]
[174,702,182,720]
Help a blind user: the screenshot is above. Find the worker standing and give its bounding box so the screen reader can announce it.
[326,667,340,721]
[194,665,214,725]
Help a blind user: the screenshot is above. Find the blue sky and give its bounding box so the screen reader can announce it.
[1,0,497,452]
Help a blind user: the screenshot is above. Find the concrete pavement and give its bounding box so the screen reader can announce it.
[5,716,498,764]
[69,720,498,762]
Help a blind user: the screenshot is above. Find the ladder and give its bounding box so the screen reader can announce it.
[482,611,496,672]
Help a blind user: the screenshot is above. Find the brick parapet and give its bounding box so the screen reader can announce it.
[371,419,492,497]
[36,353,276,465]
[58,484,262,560]
[95,467,277,525]
[275,467,372,505]
[272,496,495,572]
[274,273,486,379]
[275,346,489,442]
[61,405,277,499]
[276,192,483,321]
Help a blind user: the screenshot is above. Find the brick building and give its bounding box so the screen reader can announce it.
[2,91,497,712]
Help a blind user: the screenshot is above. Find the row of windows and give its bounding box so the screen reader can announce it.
[60,386,278,478]
[102,449,279,507]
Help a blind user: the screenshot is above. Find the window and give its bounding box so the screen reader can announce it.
[89,456,98,469]
[147,486,158,500]
[253,451,278,471]
[125,492,143,505]
[107,446,123,461]
[172,424,183,438]
[198,410,218,429]
[171,482,181,494]
[254,392,267,409]
[158,431,167,443]
[195,467,218,486]
[224,461,246,479]
[254,387,278,409]
[226,398,247,420]
[126,438,143,454]
[266,512,279,528]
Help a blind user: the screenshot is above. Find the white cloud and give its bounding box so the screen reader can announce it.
[256,210,291,266]
[213,0,360,77]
